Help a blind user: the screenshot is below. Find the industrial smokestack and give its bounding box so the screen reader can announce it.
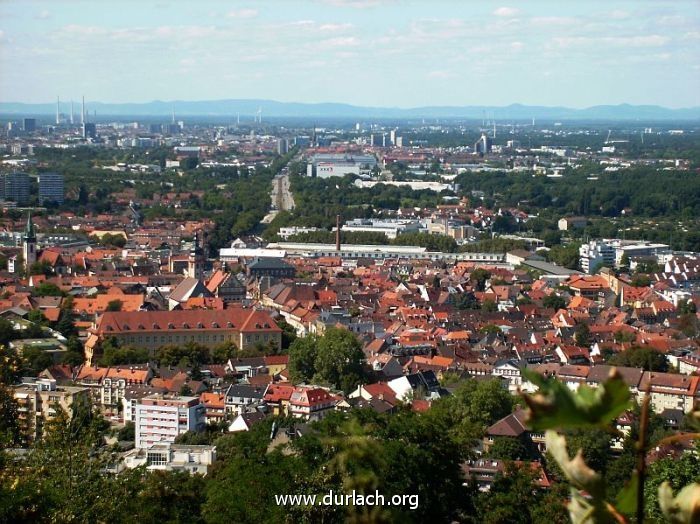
[70,100,74,124]
[335,215,341,252]
[56,96,60,125]
[81,96,85,125]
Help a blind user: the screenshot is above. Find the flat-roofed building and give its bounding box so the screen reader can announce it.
[121,443,216,475]
[38,172,65,205]
[135,394,206,448]
[12,378,90,441]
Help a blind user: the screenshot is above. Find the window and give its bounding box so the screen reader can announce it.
[147,452,167,466]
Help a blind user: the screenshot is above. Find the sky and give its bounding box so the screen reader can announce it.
[0,0,699,108]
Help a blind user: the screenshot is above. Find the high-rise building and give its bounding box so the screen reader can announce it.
[22,118,36,132]
[135,394,206,448]
[82,122,96,139]
[474,133,492,155]
[1,172,31,205]
[38,172,64,205]
[277,138,289,155]
[370,133,387,147]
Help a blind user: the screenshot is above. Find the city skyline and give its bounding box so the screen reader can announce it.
[1,0,699,109]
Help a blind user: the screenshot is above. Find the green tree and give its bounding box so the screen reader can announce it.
[619,252,630,271]
[0,344,23,383]
[546,243,581,270]
[563,427,613,474]
[288,335,319,383]
[55,310,78,338]
[481,299,498,312]
[21,347,54,375]
[277,319,297,349]
[211,341,236,363]
[29,260,54,276]
[0,319,19,346]
[470,268,491,292]
[543,293,567,310]
[32,282,65,297]
[0,384,22,447]
[608,346,668,371]
[26,309,47,325]
[138,471,207,524]
[313,327,365,392]
[630,274,651,287]
[487,436,529,460]
[474,462,543,524]
[678,299,697,315]
[105,299,123,312]
[644,453,700,522]
[117,421,135,442]
[574,323,591,348]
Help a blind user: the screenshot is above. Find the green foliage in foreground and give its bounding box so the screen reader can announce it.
[522,368,700,524]
[1,366,698,523]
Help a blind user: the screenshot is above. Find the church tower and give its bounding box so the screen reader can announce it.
[187,230,204,279]
[23,211,37,272]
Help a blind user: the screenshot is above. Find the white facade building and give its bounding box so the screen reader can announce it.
[579,240,616,274]
[134,394,206,449]
[340,218,421,240]
[121,443,216,475]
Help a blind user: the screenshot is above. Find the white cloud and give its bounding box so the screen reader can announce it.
[35,10,51,20]
[530,16,578,27]
[552,34,670,49]
[319,23,354,32]
[226,8,258,19]
[493,7,520,18]
[427,70,453,79]
[510,41,524,51]
[321,36,360,47]
[320,0,386,8]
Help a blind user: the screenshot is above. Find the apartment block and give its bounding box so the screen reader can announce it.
[134,394,206,448]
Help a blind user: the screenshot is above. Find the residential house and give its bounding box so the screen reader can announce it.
[224,384,267,415]
[289,387,336,420]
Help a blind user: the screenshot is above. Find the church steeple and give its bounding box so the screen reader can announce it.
[23,211,37,271]
[24,211,36,241]
[187,230,204,279]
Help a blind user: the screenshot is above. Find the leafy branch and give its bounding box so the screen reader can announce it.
[521,368,700,523]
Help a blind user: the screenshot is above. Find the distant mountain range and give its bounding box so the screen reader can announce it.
[1,99,699,120]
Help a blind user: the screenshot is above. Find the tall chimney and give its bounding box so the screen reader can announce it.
[335,214,341,252]
[56,96,60,125]
[81,96,85,124]
[70,100,74,124]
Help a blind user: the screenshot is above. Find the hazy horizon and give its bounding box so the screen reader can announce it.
[1,0,699,108]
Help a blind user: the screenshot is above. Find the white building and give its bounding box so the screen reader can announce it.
[615,242,669,265]
[121,443,216,475]
[340,218,421,240]
[579,240,616,274]
[277,226,321,240]
[313,162,360,178]
[134,394,206,449]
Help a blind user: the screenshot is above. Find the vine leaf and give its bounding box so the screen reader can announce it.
[546,431,623,524]
[614,472,638,516]
[522,368,630,430]
[658,481,700,524]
